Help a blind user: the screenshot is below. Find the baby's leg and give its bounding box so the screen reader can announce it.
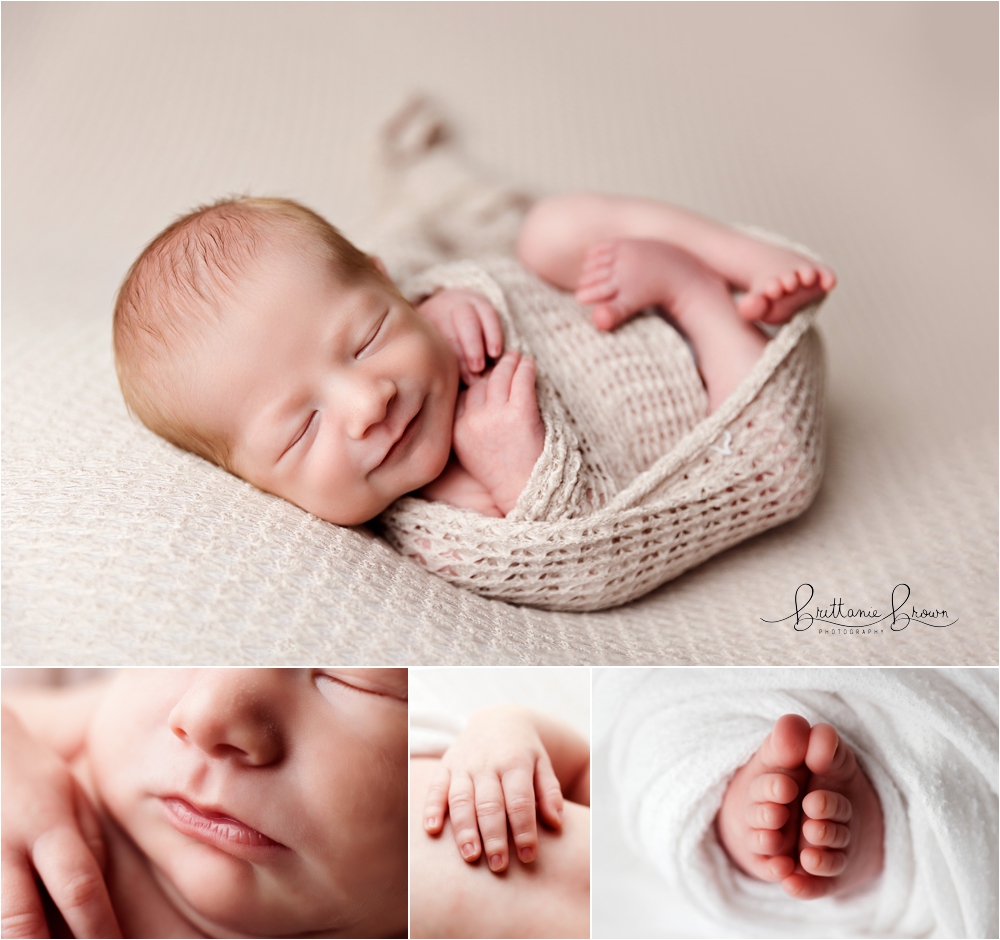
[716,714,812,882]
[782,724,885,900]
[518,192,835,325]
[575,239,766,412]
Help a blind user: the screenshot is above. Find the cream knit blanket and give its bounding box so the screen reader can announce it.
[376,256,825,612]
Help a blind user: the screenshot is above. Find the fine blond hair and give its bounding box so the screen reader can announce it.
[113,197,378,470]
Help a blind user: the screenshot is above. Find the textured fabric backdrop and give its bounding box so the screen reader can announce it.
[3,3,996,665]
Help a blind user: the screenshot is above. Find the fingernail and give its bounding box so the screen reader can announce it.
[425,817,436,829]
[519,846,534,862]
[462,842,476,859]
[489,854,503,870]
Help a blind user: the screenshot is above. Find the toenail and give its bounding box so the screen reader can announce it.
[425,817,436,829]
[462,843,475,859]
[519,846,533,862]
[489,854,503,870]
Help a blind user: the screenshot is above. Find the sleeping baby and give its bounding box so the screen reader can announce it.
[1,669,408,938]
[113,191,834,607]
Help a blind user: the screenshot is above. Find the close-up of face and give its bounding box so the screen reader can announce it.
[85,669,408,938]
[180,240,459,526]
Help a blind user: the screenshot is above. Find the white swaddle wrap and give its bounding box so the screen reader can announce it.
[594,668,998,939]
[377,256,825,612]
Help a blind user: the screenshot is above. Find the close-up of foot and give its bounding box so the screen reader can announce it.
[715,714,813,883]
[781,723,885,900]
[730,241,837,325]
[574,238,730,333]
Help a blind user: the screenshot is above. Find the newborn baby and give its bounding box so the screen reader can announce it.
[1,669,408,938]
[113,191,834,525]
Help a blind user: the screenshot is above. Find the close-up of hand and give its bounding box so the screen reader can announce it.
[422,705,565,873]
[1,707,120,939]
[416,289,505,384]
[452,350,546,516]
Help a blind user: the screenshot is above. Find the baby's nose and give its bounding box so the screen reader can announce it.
[345,376,397,439]
[168,669,286,766]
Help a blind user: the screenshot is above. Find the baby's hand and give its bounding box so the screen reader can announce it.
[423,705,565,872]
[416,289,504,384]
[452,350,545,516]
[1,707,121,938]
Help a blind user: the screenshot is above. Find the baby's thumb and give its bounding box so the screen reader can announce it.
[534,752,564,829]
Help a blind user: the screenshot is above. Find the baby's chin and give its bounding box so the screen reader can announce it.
[152,860,341,939]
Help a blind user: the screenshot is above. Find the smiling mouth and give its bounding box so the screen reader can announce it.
[380,402,423,468]
[162,797,286,857]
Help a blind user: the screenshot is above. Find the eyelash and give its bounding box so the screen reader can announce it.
[289,411,317,451]
[316,673,379,697]
[357,311,389,357]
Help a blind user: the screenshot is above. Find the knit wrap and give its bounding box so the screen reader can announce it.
[376,256,825,611]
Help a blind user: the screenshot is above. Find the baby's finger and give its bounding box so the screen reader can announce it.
[534,750,565,830]
[508,356,538,410]
[73,781,107,875]
[486,350,520,406]
[447,771,481,863]
[501,767,538,864]
[455,305,487,374]
[423,763,451,835]
[462,374,488,411]
[472,771,509,873]
[31,826,121,938]
[474,299,504,359]
[1,851,51,939]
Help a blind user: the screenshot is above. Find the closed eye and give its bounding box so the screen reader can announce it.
[281,410,317,458]
[357,310,389,357]
[315,673,383,699]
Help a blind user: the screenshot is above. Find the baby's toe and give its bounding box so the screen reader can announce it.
[763,277,785,301]
[804,723,848,775]
[759,714,811,770]
[797,266,818,288]
[779,271,800,292]
[749,772,800,805]
[746,801,790,830]
[591,302,629,332]
[737,291,770,321]
[577,261,614,290]
[748,853,795,882]
[802,789,852,823]
[799,846,848,877]
[748,827,786,855]
[782,872,832,899]
[802,818,851,849]
[818,265,837,290]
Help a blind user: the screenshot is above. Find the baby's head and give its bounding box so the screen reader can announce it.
[114,198,458,525]
[86,668,408,937]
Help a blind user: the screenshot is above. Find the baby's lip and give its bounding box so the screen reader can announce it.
[162,796,288,859]
[377,400,423,469]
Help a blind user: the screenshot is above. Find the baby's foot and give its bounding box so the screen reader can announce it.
[716,714,812,882]
[575,239,722,332]
[782,724,884,899]
[732,243,836,325]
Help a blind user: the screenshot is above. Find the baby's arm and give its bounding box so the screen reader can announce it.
[1,682,120,939]
[422,705,590,872]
